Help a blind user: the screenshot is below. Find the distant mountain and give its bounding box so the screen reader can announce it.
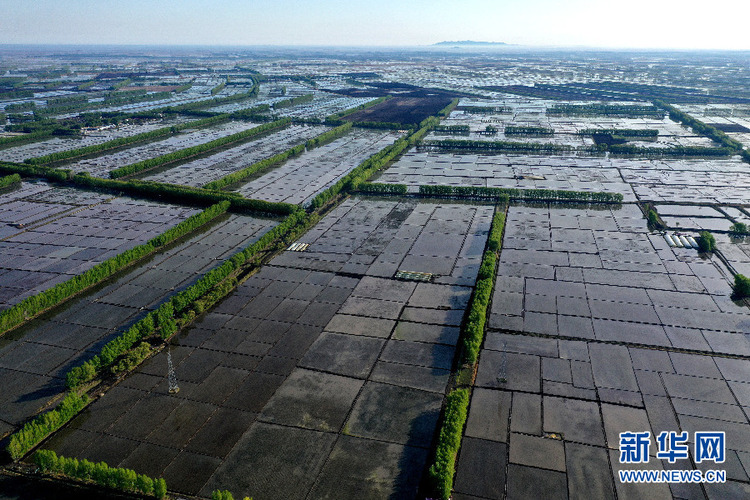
[433,41,509,46]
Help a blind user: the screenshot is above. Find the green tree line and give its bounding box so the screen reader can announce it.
[547,103,665,118]
[203,122,352,191]
[34,450,167,498]
[654,99,745,151]
[8,393,89,460]
[109,118,291,178]
[427,205,507,499]
[578,128,658,137]
[0,173,21,191]
[504,125,555,135]
[0,202,231,336]
[418,184,623,203]
[25,113,233,165]
[273,94,314,110]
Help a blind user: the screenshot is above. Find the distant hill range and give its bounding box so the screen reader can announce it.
[433,41,509,46]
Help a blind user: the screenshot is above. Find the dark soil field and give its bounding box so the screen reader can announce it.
[343,96,453,125]
[708,123,750,133]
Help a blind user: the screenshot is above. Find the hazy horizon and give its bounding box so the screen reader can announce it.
[1,0,749,51]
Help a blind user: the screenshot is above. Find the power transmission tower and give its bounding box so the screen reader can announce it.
[167,348,180,394]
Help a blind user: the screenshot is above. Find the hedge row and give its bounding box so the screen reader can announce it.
[427,207,507,499]
[463,207,506,364]
[460,105,510,114]
[547,103,665,117]
[607,144,733,157]
[71,173,295,215]
[273,94,314,110]
[7,393,89,460]
[0,161,71,182]
[109,118,291,178]
[437,98,460,118]
[66,208,311,390]
[427,388,470,500]
[211,81,227,95]
[578,128,658,137]
[230,104,271,120]
[0,172,21,191]
[25,113,232,165]
[0,202,231,336]
[0,130,53,149]
[504,126,555,135]
[351,121,404,130]
[734,274,750,298]
[0,161,295,215]
[654,100,745,151]
[434,124,470,134]
[305,122,352,149]
[202,143,305,191]
[34,450,167,498]
[159,86,259,114]
[418,184,623,203]
[423,138,588,153]
[357,182,408,195]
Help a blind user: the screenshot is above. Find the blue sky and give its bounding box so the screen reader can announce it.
[1,0,749,50]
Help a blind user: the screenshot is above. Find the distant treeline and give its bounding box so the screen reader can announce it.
[578,128,658,137]
[109,118,291,179]
[547,104,665,118]
[504,126,554,135]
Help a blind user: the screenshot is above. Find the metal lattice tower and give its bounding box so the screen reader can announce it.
[167,349,180,394]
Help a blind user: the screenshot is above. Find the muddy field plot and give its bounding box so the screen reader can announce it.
[434,98,714,149]
[616,157,750,205]
[675,104,750,146]
[378,150,750,205]
[0,118,188,163]
[68,121,260,178]
[46,198,493,498]
[455,203,750,500]
[0,212,278,440]
[276,94,376,120]
[344,95,454,125]
[233,129,400,205]
[654,204,735,232]
[0,182,202,310]
[142,125,327,187]
[491,204,749,355]
[377,151,637,201]
[457,335,750,500]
